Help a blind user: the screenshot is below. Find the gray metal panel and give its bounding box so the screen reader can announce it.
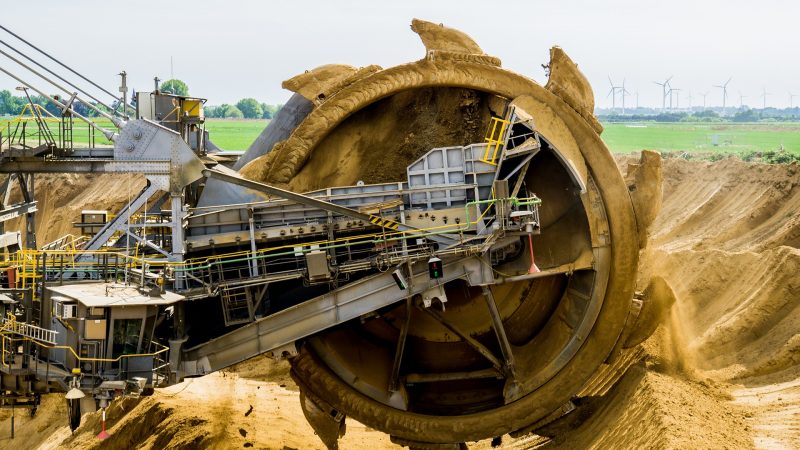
[407,144,497,209]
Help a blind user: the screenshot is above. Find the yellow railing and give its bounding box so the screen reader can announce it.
[0,195,540,287]
[0,332,169,367]
[482,117,510,165]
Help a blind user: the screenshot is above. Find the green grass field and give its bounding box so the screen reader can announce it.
[204,119,267,150]
[601,122,800,155]
[2,116,798,156]
[0,117,267,150]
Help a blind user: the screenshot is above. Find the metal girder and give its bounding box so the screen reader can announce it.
[79,182,162,253]
[0,159,171,175]
[202,168,457,246]
[180,256,490,377]
[0,202,37,223]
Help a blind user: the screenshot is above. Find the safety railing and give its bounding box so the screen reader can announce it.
[0,196,541,294]
[0,331,169,369]
[1,108,110,153]
[0,313,57,344]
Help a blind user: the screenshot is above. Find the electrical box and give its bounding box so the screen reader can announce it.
[136,91,154,120]
[392,269,408,290]
[56,302,77,319]
[85,319,107,340]
[306,251,330,282]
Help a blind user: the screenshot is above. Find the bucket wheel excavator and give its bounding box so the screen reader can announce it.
[0,19,671,449]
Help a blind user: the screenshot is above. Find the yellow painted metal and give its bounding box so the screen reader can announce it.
[182,99,204,118]
[481,117,509,165]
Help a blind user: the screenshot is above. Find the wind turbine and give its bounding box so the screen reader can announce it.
[713,78,731,112]
[607,76,619,112]
[634,90,640,109]
[653,76,672,110]
[761,87,770,109]
[789,92,797,109]
[738,91,747,108]
[686,90,693,110]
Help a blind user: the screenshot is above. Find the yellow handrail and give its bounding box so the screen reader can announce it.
[0,333,169,367]
[0,196,540,280]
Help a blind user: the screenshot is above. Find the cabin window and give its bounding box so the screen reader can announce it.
[111,318,142,361]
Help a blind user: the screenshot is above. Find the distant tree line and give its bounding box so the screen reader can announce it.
[1,77,283,121]
[0,89,112,117]
[205,100,283,120]
[600,108,800,123]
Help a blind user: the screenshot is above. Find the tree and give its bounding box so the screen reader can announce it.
[733,109,760,123]
[261,103,281,119]
[222,104,243,119]
[236,98,262,119]
[160,79,189,96]
[0,90,24,115]
[204,105,221,118]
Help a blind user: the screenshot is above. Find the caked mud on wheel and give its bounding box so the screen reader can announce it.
[236,19,645,446]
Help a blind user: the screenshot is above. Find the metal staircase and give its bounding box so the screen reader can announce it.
[1,315,57,345]
[220,286,252,326]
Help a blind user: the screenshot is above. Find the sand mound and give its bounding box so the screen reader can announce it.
[1,358,392,450]
[648,158,800,253]
[534,364,752,450]
[8,173,145,247]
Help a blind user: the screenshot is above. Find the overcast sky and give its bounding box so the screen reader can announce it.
[2,0,798,109]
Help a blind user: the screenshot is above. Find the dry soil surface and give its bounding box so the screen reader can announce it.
[1,157,798,449]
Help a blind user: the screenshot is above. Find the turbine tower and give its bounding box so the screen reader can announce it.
[668,87,681,109]
[789,92,797,109]
[620,79,630,114]
[738,91,747,108]
[653,76,672,111]
[686,90,693,110]
[761,87,770,109]
[607,76,620,112]
[700,91,709,110]
[713,77,732,112]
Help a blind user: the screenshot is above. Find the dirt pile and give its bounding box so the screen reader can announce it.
[1,357,392,450]
[634,156,800,449]
[8,173,145,247]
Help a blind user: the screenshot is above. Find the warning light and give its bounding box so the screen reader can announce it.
[428,257,443,279]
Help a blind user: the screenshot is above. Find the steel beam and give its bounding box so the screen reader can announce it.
[0,159,170,175]
[181,256,489,377]
[203,168,457,246]
[0,202,37,223]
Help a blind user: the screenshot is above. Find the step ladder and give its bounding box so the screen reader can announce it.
[220,286,252,326]
[481,105,541,166]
